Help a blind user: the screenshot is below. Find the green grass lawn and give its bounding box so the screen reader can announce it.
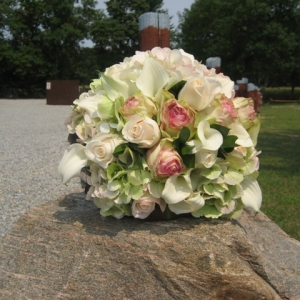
[257,103,300,240]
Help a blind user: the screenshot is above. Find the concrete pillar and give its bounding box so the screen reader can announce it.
[139,13,170,51]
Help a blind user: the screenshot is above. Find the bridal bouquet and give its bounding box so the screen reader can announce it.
[59,47,262,220]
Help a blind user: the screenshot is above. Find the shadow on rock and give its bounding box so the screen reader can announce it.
[53,192,231,237]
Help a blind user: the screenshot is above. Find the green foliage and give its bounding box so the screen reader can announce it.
[0,0,166,97]
[176,0,300,89]
[172,127,195,168]
[257,104,300,240]
[0,0,97,97]
[210,124,238,158]
[262,87,300,102]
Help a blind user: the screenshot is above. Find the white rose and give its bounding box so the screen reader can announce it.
[213,73,235,99]
[132,194,166,219]
[122,114,161,148]
[195,149,218,168]
[74,92,99,120]
[84,133,125,168]
[178,75,222,111]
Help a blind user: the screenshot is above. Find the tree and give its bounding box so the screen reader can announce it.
[90,0,164,70]
[176,0,300,88]
[0,0,97,97]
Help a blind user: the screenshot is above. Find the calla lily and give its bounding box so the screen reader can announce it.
[136,57,169,97]
[229,123,253,147]
[101,73,137,101]
[241,177,262,212]
[162,173,193,204]
[248,118,261,147]
[197,120,223,150]
[169,192,205,214]
[58,144,87,184]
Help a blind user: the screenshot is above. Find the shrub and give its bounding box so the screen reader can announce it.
[261,87,300,103]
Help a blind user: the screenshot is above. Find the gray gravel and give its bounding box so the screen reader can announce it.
[0,99,84,237]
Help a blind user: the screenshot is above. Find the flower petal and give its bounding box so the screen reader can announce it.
[169,192,204,214]
[241,177,262,212]
[136,57,169,97]
[101,73,137,101]
[198,120,223,150]
[161,174,192,204]
[229,124,253,147]
[58,144,87,184]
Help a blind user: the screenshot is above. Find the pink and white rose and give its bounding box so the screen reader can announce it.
[120,93,157,120]
[160,99,195,137]
[132,193,166,219]
[146,139,185,177]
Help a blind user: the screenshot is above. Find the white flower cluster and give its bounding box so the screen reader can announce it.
[59,47,262,220]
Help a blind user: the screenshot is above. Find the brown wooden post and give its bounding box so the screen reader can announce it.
[236,78,248,98]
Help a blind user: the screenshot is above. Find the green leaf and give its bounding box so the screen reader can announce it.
[181,144,194,155]
[192,203,222,218]
[210,124,230,138]
[168,80,186,99]
[128,143,147,155]
[179,126,190,144]
[182,154,195,168]
[172,138,181,151]
[113,143,126,157]
[222,135,238,149]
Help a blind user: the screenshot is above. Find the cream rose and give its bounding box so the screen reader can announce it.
[178,75,222,111]
[84,133,125,168]
[122,114,161,148]
[132,193,166,219]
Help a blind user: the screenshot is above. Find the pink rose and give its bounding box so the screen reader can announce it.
[120,93,157,120]
[132,193,166,219]
[160,99,195,137]
[220,96,238,119]
[232,97,257,122]
[146,139,185,177]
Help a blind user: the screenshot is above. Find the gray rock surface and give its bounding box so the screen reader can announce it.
[0,99,82,237]
[1,192,299,300]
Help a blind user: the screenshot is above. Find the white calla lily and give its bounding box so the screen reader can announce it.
[136,57,169,97]
[241,177,262,212]
[197,120,223,151]
[101,73,137,101]
[229,124,253,147]
[58,144,87,184]
[162,173,193,204]
[169,192,205,214]
[248,118,261,147]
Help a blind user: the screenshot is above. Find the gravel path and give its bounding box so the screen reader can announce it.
[0,99,83,237]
